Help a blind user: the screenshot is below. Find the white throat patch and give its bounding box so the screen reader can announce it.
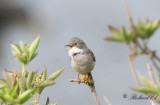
[68,47,83,57]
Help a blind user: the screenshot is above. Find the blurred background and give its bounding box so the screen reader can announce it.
[0,0,160,105]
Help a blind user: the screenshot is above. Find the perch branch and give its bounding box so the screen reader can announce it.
[103,96,111,105]
[128,56,141,86]
[69,79,101,105]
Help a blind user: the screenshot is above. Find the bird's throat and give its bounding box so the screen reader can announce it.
[68,47,83,57]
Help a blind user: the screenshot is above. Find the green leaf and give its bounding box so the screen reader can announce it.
[139,75,157,89]
[20,41,29,58]
[138,19,145,30]
[0,79,9,89]
[2,72,12,87]
[17,56,27,64]
[120,28,129,44]
[37,69,51,94]
[0,96,6,103]
[30,72,38,88]
[105,37,123,42]
[29,52,38,62]
[3,93,17,103]
[26,72,34,89]
[18,89,35,104]
[36,80,55,94]
[134,86,158,94]
[41,66,47,81]
[28,36,40,60]
[127,31,135,43]
[36,80,55,88]
[146,22,152,31]
[48,69,64,81]
[37,88,44,94]
[9,84,18,98]
[108,25,121,38]
[3,88,10,94]
[10,43,22,53]
[17,72,26,92]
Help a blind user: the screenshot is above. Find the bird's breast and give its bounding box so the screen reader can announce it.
[71,53,95,74]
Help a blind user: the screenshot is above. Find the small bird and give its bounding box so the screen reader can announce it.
[65,37,95,84]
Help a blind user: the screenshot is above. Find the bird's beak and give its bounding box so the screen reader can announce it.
[64,44,73,50]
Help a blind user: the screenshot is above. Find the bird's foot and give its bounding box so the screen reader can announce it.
[80,76,95,86]
[77,78,81,84]
[77,74,81,84]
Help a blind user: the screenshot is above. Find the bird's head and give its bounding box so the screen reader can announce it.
[65,37,86,50]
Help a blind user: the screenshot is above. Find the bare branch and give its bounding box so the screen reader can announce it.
[9,56,16,72]
[154,54,160,62]
[147,64,157,84]
[128,56,141,86]
[69,79,101,105]
[122,0,144,51]
[150,57,160,73]
[104,96,111,105]
[150,100,156,105]
[122,0,160,74]
[122,0,134,28]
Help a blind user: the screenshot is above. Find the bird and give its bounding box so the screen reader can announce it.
[65,37,96,84]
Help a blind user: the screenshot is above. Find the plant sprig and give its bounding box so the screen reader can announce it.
[0,36,64,105]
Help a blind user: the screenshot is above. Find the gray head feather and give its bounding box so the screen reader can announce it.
[69,37,87,49]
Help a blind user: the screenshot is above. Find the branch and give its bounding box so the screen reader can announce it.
[128,56,141,86]
[147,64,156,84]
[122,0,144,51]
[150,57,160,73]
[122,0,134,28]
[103,96,111,105]
[150,100,156,105]
[154,54,160,62]
[122,0,160,74]
[69,79,101,105]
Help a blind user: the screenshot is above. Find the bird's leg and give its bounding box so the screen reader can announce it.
[80,74,88,84]
[85,74,89,83]
[85,74,88,79]
[77,73,80,84]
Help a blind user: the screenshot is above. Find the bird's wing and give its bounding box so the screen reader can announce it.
[88,49,96,62]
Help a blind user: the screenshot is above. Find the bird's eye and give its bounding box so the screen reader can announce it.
[74,43,77,45]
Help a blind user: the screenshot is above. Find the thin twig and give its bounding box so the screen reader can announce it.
[147,64,157,84]
[150,100,156,105]
[9,57,16,72]
[37,94,40,103]
[69,79,101,105]
[150,57,160,74]
[122,0,144,51]
[128,56,141,86]
[122,0,160,74]
[103,96,111,105]
[154,55,160,62]
[122,0,134,28]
